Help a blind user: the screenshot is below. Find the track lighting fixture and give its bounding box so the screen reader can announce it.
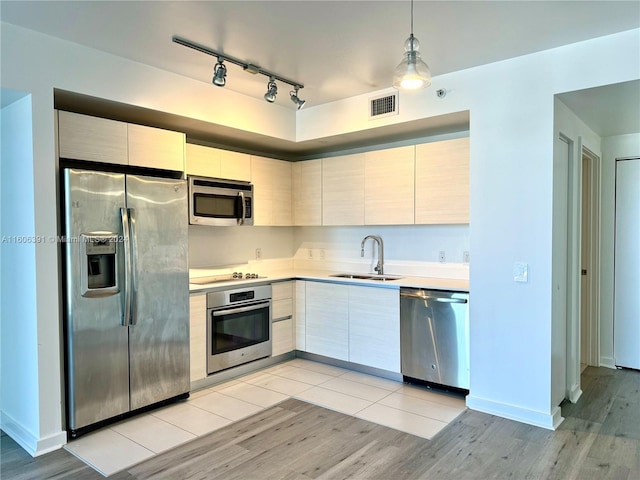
[392,0,432,90]
[173,36,305,107]
[212,57,227,87]
[289,86,306,110]
[264,78,278,103]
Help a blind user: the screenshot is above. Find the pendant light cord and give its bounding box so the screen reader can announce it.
[410,0,414,36]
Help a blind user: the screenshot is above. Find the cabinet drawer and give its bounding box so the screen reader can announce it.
[272,318,294,356]
[272,281,294,300]
[272,298,293,321]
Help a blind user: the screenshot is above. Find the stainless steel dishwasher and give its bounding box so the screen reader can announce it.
[400,288,469,391]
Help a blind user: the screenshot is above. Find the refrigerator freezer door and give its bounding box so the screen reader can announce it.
[614,158,640,370]
[126,175,190,410]
[64,169,130,431]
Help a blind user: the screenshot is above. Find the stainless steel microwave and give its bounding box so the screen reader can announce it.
[188,176,254,226]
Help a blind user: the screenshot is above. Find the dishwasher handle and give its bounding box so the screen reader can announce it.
[400,292,468,304]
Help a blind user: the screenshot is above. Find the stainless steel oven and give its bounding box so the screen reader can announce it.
[207,284,271,374]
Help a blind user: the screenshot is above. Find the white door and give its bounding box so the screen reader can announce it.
[614,158,640,370]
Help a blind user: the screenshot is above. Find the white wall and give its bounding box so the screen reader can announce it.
[1,18,639,453]
[600,133,640,367]
[0,93,54,454]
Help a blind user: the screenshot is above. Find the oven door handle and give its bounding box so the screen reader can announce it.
[212,301,270,317]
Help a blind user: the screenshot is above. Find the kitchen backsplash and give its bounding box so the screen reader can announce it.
[189,224,469,276]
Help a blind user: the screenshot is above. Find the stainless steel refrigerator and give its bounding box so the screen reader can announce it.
[63,168,190,437]
[614,157,640,370]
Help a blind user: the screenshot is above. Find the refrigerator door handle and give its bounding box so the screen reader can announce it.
[128,208,138,326]
[120,207,132,327]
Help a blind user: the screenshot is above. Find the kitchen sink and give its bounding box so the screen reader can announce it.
[329,273,404,281]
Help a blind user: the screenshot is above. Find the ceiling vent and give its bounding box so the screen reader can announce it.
[369,93,399,120]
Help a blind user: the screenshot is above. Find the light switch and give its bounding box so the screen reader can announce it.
[513,262,528,283]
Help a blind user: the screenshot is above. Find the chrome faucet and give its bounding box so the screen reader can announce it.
[360,235,384,275]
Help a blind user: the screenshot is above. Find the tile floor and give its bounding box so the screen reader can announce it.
[65,358,467,477]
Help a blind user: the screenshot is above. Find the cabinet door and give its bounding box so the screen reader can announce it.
[58,111,128,165]
[220,150,251,181]
[128,124,185,171]
[364,146,415,225]
[272,281,294,320]
[292,160,322,226]
[348,286,400,372]
[252,156,293,226]
[251,155,274,225]
[295,281,306,351]
[322,153,365,225]
[305,282,349,360]
[272,159,293,226]
[186,144,222,178]
[415,138,469,224]
[189,294,207,383]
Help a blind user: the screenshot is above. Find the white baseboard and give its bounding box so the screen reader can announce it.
[600,356,616,369]
[568,384,583,404]
[466,395,565,430]
[1,411,66,457]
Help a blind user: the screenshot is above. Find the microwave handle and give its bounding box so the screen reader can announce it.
[238,191,245,225]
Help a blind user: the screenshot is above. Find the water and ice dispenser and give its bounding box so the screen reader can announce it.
[80,233,119,297]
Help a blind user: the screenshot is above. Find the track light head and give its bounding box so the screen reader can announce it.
[212,58,227,87]
[264,78,278,103]
[289,86,306,110]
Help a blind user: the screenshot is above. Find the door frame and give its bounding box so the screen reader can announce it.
[581,146,601,367]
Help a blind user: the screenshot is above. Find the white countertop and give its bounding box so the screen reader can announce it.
[189,267,469,293]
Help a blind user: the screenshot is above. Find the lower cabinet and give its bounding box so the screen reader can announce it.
[302,281,400,372]
[189,293,207,383]
[295,281,306,351]
[271,281,295,356]
[348,285,400,372]
[305,282,349,361]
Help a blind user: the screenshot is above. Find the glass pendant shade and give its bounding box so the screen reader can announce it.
[392,35,431,90]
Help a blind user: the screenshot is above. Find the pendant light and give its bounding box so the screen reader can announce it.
[392,0,432,90]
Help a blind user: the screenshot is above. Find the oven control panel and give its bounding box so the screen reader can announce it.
[207,284,272,309]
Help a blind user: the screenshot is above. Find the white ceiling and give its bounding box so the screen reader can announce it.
[2,1,639,145]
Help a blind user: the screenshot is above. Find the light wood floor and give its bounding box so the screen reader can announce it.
[2,366,638,479]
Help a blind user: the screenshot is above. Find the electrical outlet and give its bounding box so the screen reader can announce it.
[439,251,446,263]
[307,248,313,259]
[463,251,470,263]
[319,248,325,259]
[255,248,262,260]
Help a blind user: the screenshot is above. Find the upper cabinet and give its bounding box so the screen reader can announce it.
[58,111,128,165]
[364,145,415,225]
[251,155,292,226]
[127,124,185,171]
[292,159,322,226]
[58,111,184,171]
[185,144,251,181]
[322,153,365,226]
[415,137,470,224]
